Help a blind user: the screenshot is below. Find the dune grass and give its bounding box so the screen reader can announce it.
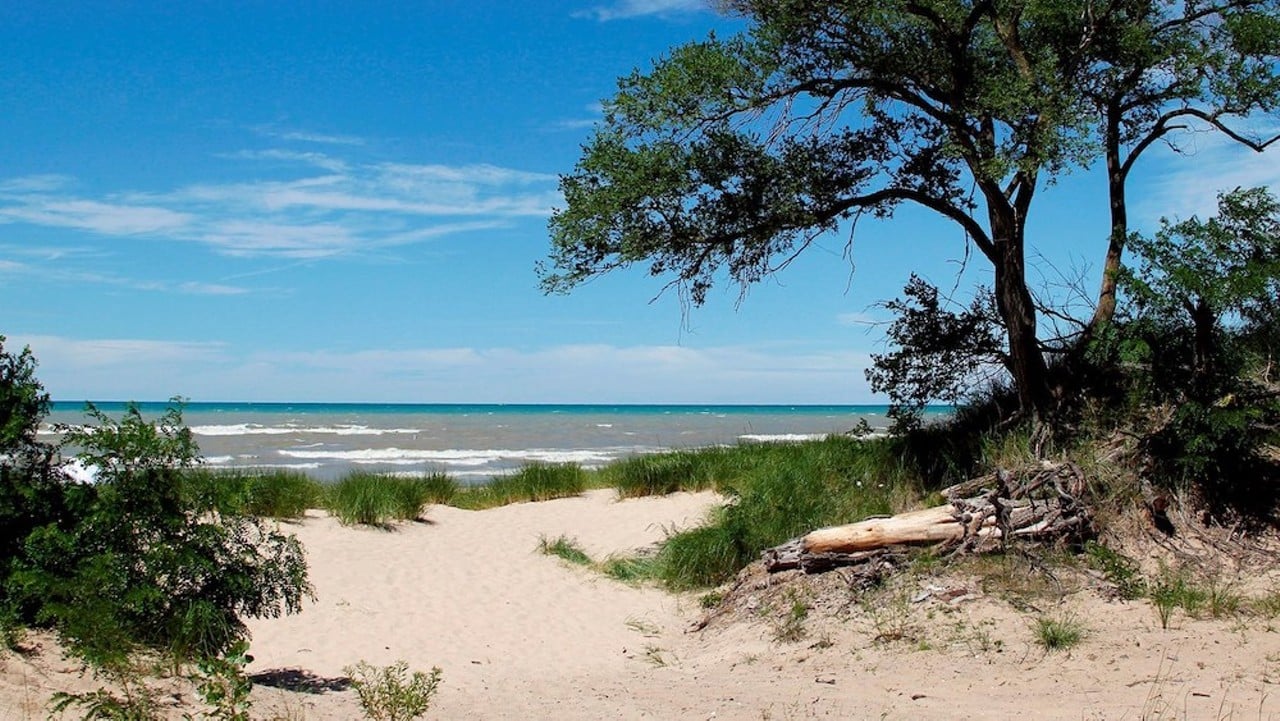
[537,535,593,566]
[326,472,447,526]
[638,435,922,589]
[451,462,586,510]
[180,467,324,519]
[604,449,723,498]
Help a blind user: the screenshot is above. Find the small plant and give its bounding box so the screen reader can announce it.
[185,640,254,721]
[1033,615,1084,651]
[698,591,724,609]
[865,589,917,644]
[50,671,161,721]
[599,554,658,584]
[537,535,592,566]
[640,644,673,667]
[344,660,443,721]
[772,591,809,643]
[1083,541,1146,600]
[1149,566,1208,628]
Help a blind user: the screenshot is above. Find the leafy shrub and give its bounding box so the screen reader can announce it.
[8,401,312,669]
[345,660,442,721]
[1083,541,1146,600]
[186,639,254,721]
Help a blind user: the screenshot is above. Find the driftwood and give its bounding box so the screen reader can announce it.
[763,462,1093,573]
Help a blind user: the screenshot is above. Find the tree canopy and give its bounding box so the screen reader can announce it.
[543,0,1280,420]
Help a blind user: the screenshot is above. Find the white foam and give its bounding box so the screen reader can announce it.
[191,424,419,437]
[277,447,622,466]
[738,433,829,443]
[203,455,236,464]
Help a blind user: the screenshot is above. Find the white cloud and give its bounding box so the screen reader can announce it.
[252,127,367,146]
[14,336,880,404]
[579,0,709,21]
[0,154,560,259]
[0,199,191,235]
[1137,122,1280,227]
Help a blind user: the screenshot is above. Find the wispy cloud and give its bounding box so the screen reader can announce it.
[1137,121,1280,227]
[578,0,709,21]
[252,126,367,146]
[0,155,560,259]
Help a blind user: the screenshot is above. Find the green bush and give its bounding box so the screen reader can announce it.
[345,660,443,721]
[7,401,313,669]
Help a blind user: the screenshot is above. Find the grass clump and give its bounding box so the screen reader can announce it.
[538,535,593,566]
[345,660,442,721]
[327,472,446,526]
[607,450,716,497]
[599,554,660,584]
[452,462,585,509]
[642,436,915,589]
[1033,615,1085,651]
[180,468,324,519]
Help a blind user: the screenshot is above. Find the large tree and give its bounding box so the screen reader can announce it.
[542,0,1280,420]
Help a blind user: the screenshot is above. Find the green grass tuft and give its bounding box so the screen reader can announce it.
[538,535,593,566]
[1033,615,1085,651]
[326,472,450,526]
[179,468,324,519]
[452,462,585,509]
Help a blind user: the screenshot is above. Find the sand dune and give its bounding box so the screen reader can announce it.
[6,488,1280,720]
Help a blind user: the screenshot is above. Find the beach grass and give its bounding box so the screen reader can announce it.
[538,535,593,566]
[451,462,586,510]
[643,435,921,589]
[326,472,440,526]
[604,449,720,498]
[179,468,324,520]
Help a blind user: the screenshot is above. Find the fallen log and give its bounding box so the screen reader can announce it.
[763,462,1093,573]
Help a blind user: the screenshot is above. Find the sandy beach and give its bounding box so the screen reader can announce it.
[5,488,1280,720]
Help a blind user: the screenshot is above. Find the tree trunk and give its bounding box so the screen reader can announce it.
[990,211,1052,419]
[1086,119,1129,338]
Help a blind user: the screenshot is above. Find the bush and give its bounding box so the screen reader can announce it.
[8,401,313,668]
[345,660,443,721]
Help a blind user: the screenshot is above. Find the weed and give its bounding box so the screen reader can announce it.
[50,669,161,721]
[625,618,661,637]
[1083,541,1146,599]
[344,660,443,721]
[185,640,254,721]
[1149,566,1208,628]
[599,554,659,584]
[537,535,593,566]
[698,591,724,609]
[772,592,810,643]
[641,644,673,667]
[864,589,918,644]
[1033,615,1084,651]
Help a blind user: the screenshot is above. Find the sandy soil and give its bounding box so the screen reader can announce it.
[4,488,1279,720]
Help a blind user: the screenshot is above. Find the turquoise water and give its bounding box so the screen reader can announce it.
[45,402,948,482]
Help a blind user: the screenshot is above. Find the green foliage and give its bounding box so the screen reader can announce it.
[537,535,593,566]
[181,468,324,520]
[185,640,254,721]
[606,451,716,498]
[643,436,913,589]
[1083,541,1146,600]
[1111,188,1280,512]
[50,669,162,721]
[598,555,659,584]
[326,472,440,526]
[866,276,1007,429]
[544,1,1280,419]
[452,462,584,509]
[345,660,442,721]
[1033,615,1084,652]
[8,401,312,670]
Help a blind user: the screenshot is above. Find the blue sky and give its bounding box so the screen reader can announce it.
[3,1,1278,404]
